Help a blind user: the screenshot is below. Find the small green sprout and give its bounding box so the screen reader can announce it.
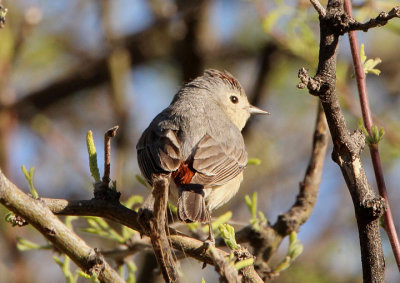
[234,258,254,271]
[360,43,382,76]
[218,224,239,250]
[202,211,232,235]
[244,192,267,231]
[21,165,39,199]
[247,158,261,166]
[358,119,384,145]
[86,130,101,182]
[77,271,100,283]
[81,216,126,243]
[274,231,303,273]
[16,237,52,251]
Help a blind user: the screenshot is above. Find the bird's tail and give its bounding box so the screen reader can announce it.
[177,184,209,223]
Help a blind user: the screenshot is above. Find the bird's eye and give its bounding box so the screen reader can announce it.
[230,95,239,104]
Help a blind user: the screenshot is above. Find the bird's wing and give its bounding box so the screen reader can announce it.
[191,134,247,186]
[137,127,181,184]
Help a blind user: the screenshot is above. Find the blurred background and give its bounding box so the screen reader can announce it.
[0,0,399,282]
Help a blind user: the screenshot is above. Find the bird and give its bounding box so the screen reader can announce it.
[136,69,268,241]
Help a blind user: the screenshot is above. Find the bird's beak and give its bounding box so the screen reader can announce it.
[248,105,270,115]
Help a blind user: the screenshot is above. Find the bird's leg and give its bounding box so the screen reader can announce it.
[205,209,215,245]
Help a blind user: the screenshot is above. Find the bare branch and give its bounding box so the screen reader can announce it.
[298,0,387,280]
[148,174,179,282]
[274,103,328,235]
[0,170,124,283]
[347,6,400,32]
[102,126,119,186]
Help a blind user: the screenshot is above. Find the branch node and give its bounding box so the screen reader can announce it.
[93,182,121,202]
[350,129,365,155]
[87,248,106,276]
[361,196,386,219]
[297,68,322,96]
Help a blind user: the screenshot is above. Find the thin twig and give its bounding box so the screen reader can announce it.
[102,126,119,186]
[347,6,400,32]
[344,0,400,271]
[309,0,326,17]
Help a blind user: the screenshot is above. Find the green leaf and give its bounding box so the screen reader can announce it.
[86,130,101,182]
[17,237,44,251]
[247,158,261,166]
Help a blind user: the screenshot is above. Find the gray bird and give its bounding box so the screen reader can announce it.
[136,69,268,235]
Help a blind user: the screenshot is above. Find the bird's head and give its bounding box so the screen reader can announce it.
[198,69,269,130]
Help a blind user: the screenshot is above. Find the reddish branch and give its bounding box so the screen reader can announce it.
[343,0,400,270]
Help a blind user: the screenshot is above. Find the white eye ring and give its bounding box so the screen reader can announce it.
[230,95,239,104]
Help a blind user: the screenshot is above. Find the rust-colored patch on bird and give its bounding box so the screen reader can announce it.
[172,162,195,186]
[216,72,241,90]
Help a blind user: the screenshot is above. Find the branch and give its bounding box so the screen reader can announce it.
[298,0,387,280]
[147,175,179,282]
[344,0,400,270]
[347,6,400,32]
[274,103,328,235]
[2,184,263,282]
[102,126,119,186]
[241,103,328,279]
[310,0,326,17]
[0,170,124,283]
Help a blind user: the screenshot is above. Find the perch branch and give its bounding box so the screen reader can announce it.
[0,170,124,283]
[1,184,262,282]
